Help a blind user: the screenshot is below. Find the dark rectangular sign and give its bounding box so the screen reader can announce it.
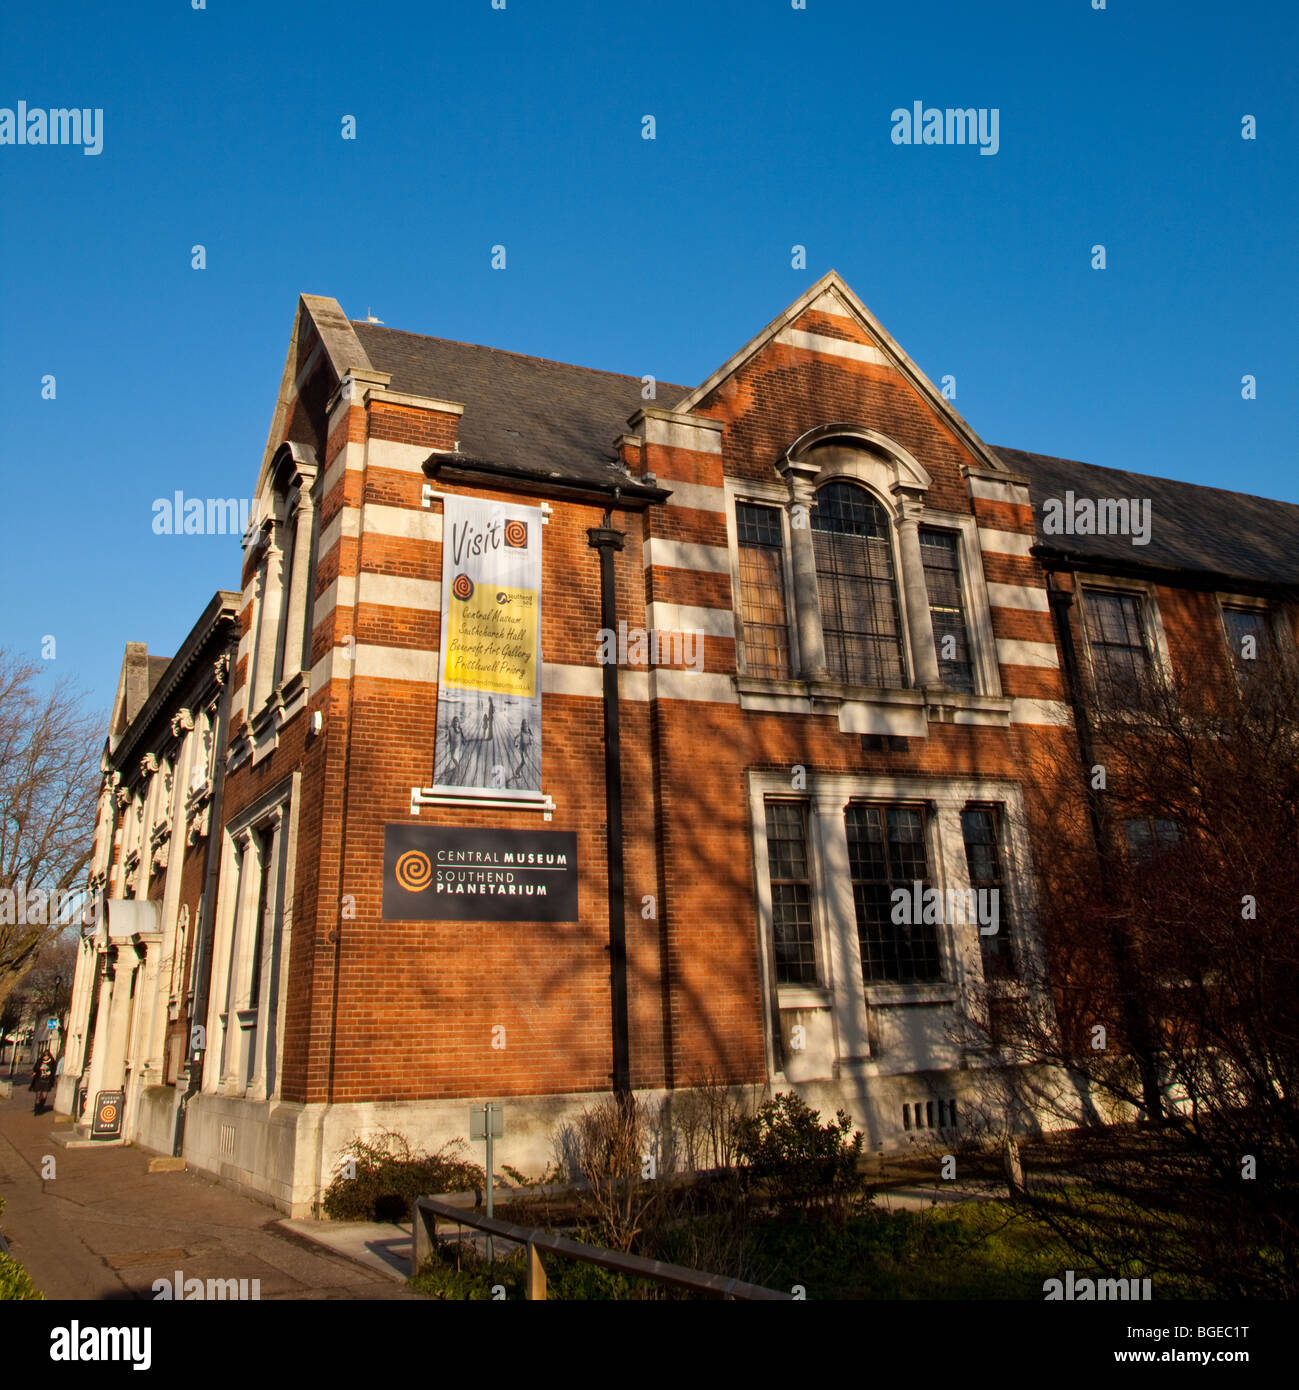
[383,825,578,921]
[92,1089,124,1138]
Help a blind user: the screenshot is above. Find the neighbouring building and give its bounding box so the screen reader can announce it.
[59,272,1299,1215]
[56,595,239,1149]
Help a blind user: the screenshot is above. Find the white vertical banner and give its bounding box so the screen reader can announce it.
[432,496,543,798]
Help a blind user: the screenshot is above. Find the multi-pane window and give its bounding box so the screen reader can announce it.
[248,454,318,718]
[203,700,220,782]
[920,529,974,693]
[1124,817,1180,860]
[272,503,299,690]
[961,805,1013,977]
[245,544,269,714]
[247,826,275,1012]
[736,504,792,679]
[1221,605,1271,681]
[764,800,817,985]
[811,482,906,688]
[218,808,289,1095]
[846,803,941,983]
[1082,590,1151,701]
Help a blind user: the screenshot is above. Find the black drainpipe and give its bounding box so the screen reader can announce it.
[588,497,631,1103]
[173,634,237,1156]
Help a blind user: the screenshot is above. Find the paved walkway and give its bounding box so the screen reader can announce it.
[0,1076,419,1300]
[874,1180,1008,1211]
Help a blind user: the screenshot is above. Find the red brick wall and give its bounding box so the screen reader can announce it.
[222,302,1274,1114]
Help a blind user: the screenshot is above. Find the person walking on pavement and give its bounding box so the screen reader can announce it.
[30,1049,55,1115]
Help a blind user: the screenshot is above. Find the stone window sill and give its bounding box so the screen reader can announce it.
[863,982,958,1007]
[735,675,1011,732]
[776,984,833,1010]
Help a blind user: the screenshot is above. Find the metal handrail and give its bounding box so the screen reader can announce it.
[412,1195,792,1301]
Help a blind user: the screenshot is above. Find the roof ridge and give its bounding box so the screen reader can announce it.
[993,444,1299,514]
[352,321,690,392]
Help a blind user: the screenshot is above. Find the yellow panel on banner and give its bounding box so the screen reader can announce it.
[443,581,537,697]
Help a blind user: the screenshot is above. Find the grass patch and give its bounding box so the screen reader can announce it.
[755,1201,1067,1299]
[408,1200,1085,1300]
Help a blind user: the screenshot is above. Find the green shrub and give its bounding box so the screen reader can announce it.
[322,1130,483,1222]
[736,1093,869,1218]
[412,1249,523,1300]
[0,1253,43,1301]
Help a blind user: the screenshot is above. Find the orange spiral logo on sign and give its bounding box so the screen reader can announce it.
[504,519,528,548]
[451,573,474,601]
[99,1103,117,1125]
[395,850,433,892]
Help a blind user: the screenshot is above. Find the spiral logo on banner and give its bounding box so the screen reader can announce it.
[98,1102,118,1126]
[451,573,474,601]
[504,519,528,548]
[395,850,433,892]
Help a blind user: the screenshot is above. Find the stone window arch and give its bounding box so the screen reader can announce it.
[777,427,939,690]
[246,443,318,718]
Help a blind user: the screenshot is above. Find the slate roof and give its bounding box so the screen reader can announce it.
[994,447,1299,592]
[354,322,690,493]
[350,322,1299,594]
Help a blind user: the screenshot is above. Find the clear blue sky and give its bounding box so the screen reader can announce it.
[2,0,1295,718]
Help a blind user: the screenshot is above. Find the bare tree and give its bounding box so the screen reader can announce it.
[569,1095,660,1252]
[0,991,23,1061]
[959,656,1299,1296]
[666,1072,764,1172]
[0,652,102,1009]
[20,933,79,1035]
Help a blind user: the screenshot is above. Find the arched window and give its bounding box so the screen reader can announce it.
[810,481,906,687]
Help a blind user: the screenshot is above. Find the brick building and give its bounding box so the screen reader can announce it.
[57,594,238,1149]
[60,272,1299,1215]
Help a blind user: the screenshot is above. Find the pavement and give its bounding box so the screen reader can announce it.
[278,1218,415,1281]
[0,1070,420,1300]
[874,1180,1007,1211]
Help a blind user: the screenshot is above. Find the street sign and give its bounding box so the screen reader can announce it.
[470,1104,504,1140]
[91,1090,124,1139]
[470,1103,504,1260]
[47,1018,57,1031]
